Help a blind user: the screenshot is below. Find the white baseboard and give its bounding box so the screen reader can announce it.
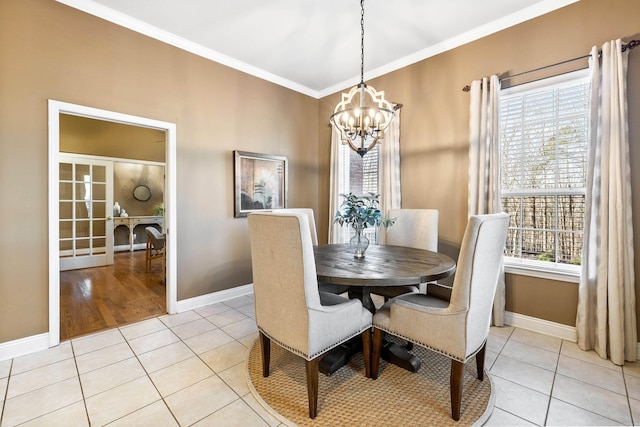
[504,311,577,342]
[175,284,254,313]
[0,333,50,362]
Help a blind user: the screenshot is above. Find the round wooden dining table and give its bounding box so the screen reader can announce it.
[314,243,456,374]
[314,243,456,313]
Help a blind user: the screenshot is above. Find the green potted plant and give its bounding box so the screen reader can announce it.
[334,192,395,258]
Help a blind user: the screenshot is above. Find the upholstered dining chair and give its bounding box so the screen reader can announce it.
[369,213,509,421]
[279,208,350,296]
[248,211,373,419]
[370,208,439,300]
[145,226,165,273]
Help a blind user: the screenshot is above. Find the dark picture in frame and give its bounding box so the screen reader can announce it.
[234,151,288,218]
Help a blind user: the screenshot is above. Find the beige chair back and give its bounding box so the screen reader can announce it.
[278,208,318,245]
[449,213,509,355]
[386,209,438,251]
[248,212,320,357]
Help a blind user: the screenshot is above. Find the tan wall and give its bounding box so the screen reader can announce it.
[0,0,319,343]
[319,0,640,328]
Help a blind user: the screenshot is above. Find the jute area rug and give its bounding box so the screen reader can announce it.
[246,337,494,426]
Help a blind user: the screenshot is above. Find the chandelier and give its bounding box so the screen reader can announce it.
[330,0,396,157]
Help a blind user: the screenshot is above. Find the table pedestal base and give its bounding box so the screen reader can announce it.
[319,335,421,376]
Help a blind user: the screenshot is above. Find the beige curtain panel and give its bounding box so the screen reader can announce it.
[577,39,636,365]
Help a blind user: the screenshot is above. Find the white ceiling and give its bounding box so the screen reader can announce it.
[57,0,578,98]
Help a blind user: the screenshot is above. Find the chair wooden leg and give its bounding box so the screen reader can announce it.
[475,342,486,381]
[145,242,151,272]
[361,328,372,378]
[450,359,464,421]
[259,332,270,378]
[371,328,384,380]
[305,358,319,419]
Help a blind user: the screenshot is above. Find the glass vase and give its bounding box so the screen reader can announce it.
[350,225,369,258]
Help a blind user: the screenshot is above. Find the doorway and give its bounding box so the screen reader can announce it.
[48,100,177,347]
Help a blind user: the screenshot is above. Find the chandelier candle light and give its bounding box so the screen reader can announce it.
[330,0,396,157]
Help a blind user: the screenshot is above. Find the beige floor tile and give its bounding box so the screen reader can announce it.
[150,356,214,397]
[128,329,180,355]
[492,376,550,425]
[239,333,259,349]
[75,342,135,374]
[80,357,146,398]
[159,310,203,328]
[626,373,640,401]
[164,376,239,426]
[552,374,631,425]
[71,329,125,356]
[0,359,12,379]
[485,350,499,370]
[236,303,256,318]
[119,318,167,341]
[501,339,559,372]
[546,397,624,426]
[486,334,507,354]
[2,377,83,426]
[224,295,254,309]
[624,360,640,379]
[509,329,562,353]
[560,341,622,371]
[207,310,249,328]
[183,329,235,355]
[170,318,218,340]
[7,358,77,399]
[557,354,626,395]
[490,354,555,395]
[221,318,258,340]
[85,376,161,426]
[483,407,536,426]
[137,341,195,373]
[200,341,248,373]
[193,398,269,426]
[194,303,233,317]
[11,342,73,375]
[0,377,7,400]
[107,400,178,427]
[628,397,640,425]
[490,325,515,340]
[242,394,283,427]
[19,401,89,427]
[219,362,250,397]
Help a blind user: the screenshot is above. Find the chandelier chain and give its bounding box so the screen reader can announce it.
[360,0,365,84]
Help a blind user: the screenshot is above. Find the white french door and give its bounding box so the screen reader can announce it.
[59,154,114,271]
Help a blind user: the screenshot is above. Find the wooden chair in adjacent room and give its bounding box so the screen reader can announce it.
[247,211,372,419]
[368,213,509,421]
[145,226,165,274]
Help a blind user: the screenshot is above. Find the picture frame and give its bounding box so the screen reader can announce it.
[234,151,288,218]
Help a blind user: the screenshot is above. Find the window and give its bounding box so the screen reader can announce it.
[335,144,380,242]
[499,70,590,279]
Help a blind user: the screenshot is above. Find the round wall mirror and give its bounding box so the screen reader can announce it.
[133,185,152,202]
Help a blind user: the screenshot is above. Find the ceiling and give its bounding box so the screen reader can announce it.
[58,0,578,98]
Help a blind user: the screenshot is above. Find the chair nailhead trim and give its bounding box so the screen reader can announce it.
[258,327,368,361]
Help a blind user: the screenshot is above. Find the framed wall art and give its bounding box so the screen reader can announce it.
[234,151,288,218]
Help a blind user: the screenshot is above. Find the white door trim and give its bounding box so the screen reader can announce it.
[48,100,178,347]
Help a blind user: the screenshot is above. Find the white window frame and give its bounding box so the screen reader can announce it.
[499,69,590,283]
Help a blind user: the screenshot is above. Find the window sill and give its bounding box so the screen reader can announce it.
[503,258,580,284]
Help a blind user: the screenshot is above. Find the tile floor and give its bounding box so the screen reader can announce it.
[0,293,638,426]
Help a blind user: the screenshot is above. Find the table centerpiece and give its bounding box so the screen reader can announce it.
[334,192,395,258]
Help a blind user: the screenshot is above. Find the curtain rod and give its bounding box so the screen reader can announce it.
[462,39,639,92]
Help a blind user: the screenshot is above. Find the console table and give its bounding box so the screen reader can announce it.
[113,216,163,252]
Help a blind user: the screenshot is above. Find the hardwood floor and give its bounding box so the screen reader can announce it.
[59,250,166,341]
